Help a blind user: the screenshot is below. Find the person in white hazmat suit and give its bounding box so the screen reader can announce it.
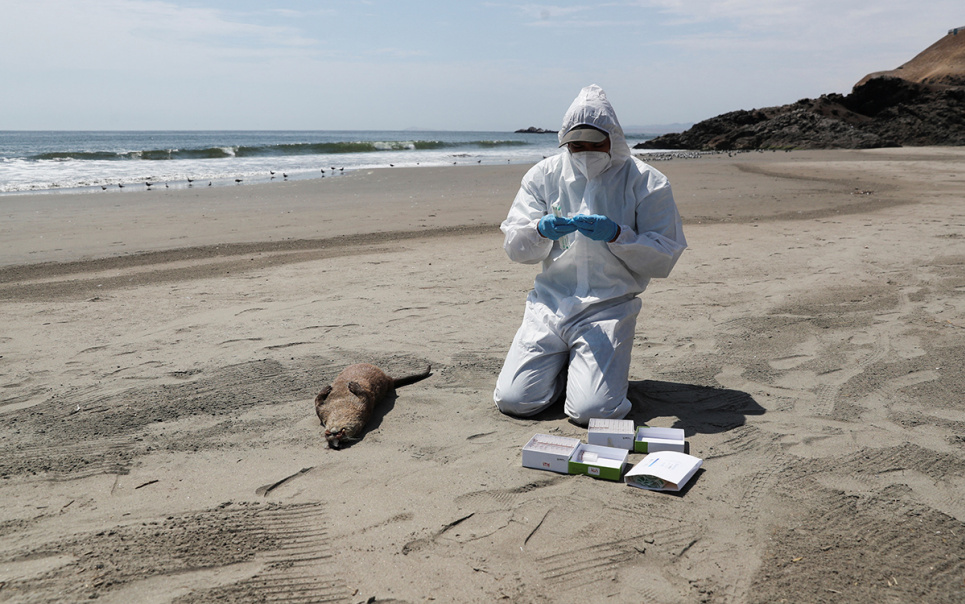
[493,84,687,425]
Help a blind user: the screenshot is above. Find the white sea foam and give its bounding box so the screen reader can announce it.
[0,130,660,195]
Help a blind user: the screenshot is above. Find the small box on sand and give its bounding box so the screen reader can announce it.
[568,443,629,481]
[522,435,629,480]
[625,451,703,492]
[634,426,686,453]
[522,434,581,474]
[587,418,636,450]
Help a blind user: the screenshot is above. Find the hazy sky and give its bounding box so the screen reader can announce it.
[2,1,961,131]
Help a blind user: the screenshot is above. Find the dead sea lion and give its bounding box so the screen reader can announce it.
[314,363,431,449]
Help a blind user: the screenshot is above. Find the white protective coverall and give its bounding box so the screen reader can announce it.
[493,85,687,425]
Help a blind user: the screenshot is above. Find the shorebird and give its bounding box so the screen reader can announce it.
[235,178,243,184]
[118,183,124,188]
[270,170,275,175]
[145,182,153,188]
[101,185,107,190]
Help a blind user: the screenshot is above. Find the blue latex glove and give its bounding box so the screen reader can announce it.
[538,215,578,240]
[572,214,620,242]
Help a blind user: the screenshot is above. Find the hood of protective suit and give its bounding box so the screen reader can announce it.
[558,85,632,162]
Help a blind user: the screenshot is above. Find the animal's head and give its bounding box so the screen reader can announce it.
[313,380,372,450]
[321,409,364,449]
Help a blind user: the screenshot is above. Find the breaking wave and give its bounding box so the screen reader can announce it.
[28,139,530,162]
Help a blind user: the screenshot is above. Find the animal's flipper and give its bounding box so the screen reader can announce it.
[314,385,333,425]
[315,384,332,402]
[347,381,367,398]
[393,365,432,388]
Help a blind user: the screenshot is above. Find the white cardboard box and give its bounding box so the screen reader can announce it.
[634,426,686,453]
[568,443,629,481]
[625,451,703,492]
[522,434,581,474]
[587,418,636,450]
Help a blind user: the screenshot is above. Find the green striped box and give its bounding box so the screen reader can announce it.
[567,443,629,481]
[634,427,686,454]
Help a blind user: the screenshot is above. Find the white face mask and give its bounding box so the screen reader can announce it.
[570,151,612,180]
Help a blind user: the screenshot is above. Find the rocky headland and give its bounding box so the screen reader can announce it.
[637,28,965,150]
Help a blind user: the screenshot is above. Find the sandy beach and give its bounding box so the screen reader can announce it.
[1,147,964,603]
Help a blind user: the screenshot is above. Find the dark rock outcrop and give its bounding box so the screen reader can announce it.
[515,127,556,134]
[637,30,965,150]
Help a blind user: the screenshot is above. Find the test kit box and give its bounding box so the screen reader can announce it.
[634,427,686,454]
[568,443,629,481]
[625,451,703,492]
[587,418,636,450]
[522,434,581,474]
[522,434,629,481]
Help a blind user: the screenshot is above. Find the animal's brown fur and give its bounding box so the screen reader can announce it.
[314,363,431,449]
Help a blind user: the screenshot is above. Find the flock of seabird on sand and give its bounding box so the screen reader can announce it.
[98,165,349,192]
[95,157,504,192]
[95,150,775,192]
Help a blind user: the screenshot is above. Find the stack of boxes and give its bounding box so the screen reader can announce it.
[521,419,702,491]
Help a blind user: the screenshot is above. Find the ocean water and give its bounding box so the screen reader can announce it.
[0,130,657,195]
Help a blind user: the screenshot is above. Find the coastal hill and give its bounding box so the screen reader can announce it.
[858,26,965,86]
[637,28,965,150]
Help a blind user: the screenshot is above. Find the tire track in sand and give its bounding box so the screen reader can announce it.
[179,502,351,604]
